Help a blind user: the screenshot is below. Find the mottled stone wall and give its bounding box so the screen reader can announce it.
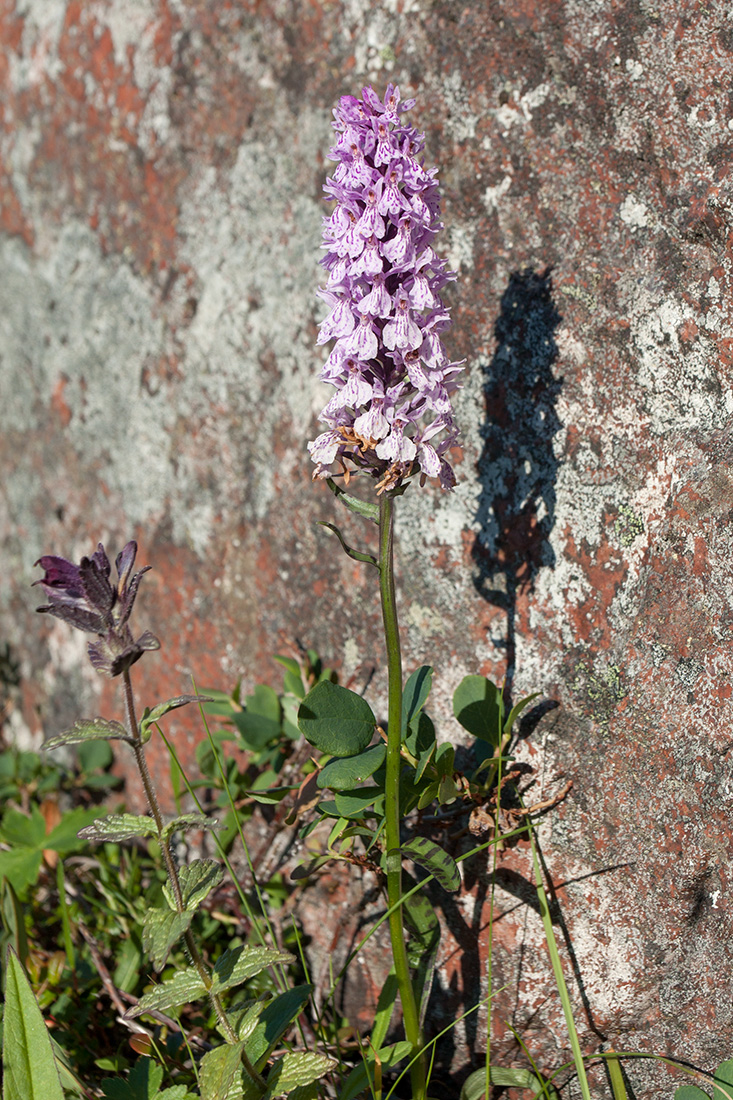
[2,0,733,1093]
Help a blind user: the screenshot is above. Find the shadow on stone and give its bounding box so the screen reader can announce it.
[472,268,563,692]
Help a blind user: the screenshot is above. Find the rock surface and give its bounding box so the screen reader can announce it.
[2,0,732,1094]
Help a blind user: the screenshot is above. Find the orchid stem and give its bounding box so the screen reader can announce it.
[378,492,427,1100]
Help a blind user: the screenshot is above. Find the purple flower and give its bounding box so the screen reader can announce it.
[34,541,160,677]
[309,84,463,493]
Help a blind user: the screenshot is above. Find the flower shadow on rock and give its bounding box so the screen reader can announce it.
[472,269,563,693]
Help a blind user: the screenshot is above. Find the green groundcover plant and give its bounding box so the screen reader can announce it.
[2,83,729,1100]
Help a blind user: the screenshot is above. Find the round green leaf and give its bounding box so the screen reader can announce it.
[453,675,501,745]
[298,681,376,757]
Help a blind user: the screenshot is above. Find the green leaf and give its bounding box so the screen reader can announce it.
[142,908,195,970]
[401,666,433,735]
[113,936,143,994]
[298,681,376,758]
[453,676,502,746]
[416,781,439,810]
[2,946,64,1100]
[43,717,132,750]
[101,1058,164,1100]
[211,945,294,994]
[263,1052,336,1098]
[242,985,312,1071]
[438,774,459,805]
[371,971,399,1052]
[333,786,384,818]
[234,684,282,749]
[0,847,43,897]
[160,813,221,840]
[403,887,440,954]
[77,738,114,772]
[78,814,158,843]
[435,742,454,780]
[139,695,213,744]
[317,522,378,567]
[338,1042,413,1100]
[2,879,29,967]
[675,1088,711,1100]
[0,805,46,847]
[460,1065,561,1100]
[127,968,207,1017]
[713,1062,733,1100]
[402,837,460,892]
[503,692,541,736]
[199,1043,246,1100]
[326,477,379,523]
[44,807,106,854]
[162,859,224,912]
[404,711,436,761]
[316,744,386,790]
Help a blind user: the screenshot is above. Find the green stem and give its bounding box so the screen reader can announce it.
[378,492,427,1100]
[122,671,264,1084]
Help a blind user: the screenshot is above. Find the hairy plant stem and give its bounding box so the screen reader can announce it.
[378,493,427,1100]
[121,670,265,1083]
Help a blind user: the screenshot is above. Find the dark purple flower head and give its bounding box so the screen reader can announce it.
[309,85,463,493]
[34,541,160,677]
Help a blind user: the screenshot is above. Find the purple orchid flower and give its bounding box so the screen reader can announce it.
[309,84,463,493]
[34,541,160,677]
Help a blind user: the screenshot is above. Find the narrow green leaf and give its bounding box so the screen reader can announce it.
[401,666,433,735]
[298,681,376,758]
[78,814,158,843]
[338,1041,412,1100]
[316,744,386,790]
[503,692,541,736]
[263,1052,336,1098]
[44,717,132,749]
[139,695,213,743]
[199,1042,246,1100]
[2,946,64,1100]
[127,968,207,1017]
[605,1051,628,1100]
[161,813,221,840]
[162,859,224,912]
[142,908,195,970]
[371,970,399,1052]
[453,675,502,746]
[2,879,29,967]
[212,945,294,994]
[318,522,378,567]
[326,477,379,523]
[402,836,460,892]
[113,936,143,994]
[242,985,312,1071]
